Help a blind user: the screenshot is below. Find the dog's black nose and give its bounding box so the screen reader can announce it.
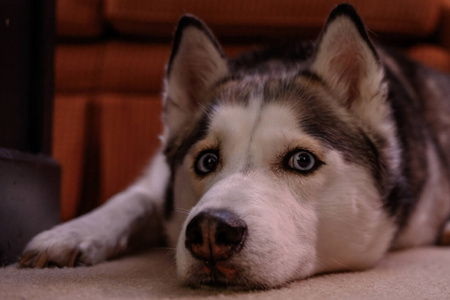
[185,209,247,262]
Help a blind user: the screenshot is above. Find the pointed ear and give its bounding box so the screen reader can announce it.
[164,15,229,133]
[310,4,384,106]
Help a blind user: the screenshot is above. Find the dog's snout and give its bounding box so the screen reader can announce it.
[185,209,247,262]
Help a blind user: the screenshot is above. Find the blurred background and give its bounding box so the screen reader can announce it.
[1,0,449,264]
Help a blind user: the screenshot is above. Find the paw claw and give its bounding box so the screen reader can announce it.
[35,252,49,268]
[19,251,38,268]
[20,223,116,268]
[439,221,450,245]
[68,249,81,267]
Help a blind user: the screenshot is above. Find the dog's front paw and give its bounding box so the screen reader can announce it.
[19,224,121,268]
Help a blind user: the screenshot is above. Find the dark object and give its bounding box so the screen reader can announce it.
[0,0,60,265]
[0,0,54,153]
[0,149,60,265]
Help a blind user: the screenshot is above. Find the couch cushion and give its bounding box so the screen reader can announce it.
[53,93,163,215]
[407,45,450,72]
[100,43,169,94]
[55,45,106,92]
[53,95,89,221]
[104,0,442,39]
[97,94,163,203]
[56,43,253,94]
[442,0,450,48]
[57,0,103,38]
[56,43,170,93]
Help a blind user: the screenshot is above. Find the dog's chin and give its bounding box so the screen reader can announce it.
[182,260,274,291]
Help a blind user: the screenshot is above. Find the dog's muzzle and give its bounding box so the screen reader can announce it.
[184,209,247,277]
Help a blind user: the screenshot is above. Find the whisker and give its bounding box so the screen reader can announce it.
[155,247,176,251]
[329,257,358,272]
[175,208,191,215]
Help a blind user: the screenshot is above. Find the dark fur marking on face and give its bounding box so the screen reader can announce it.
[165,109,213,168]
[164,172,175,219]
[163,109,214,219]
[262,77,387,195]
[300,107,387,194]
[228,41,314,79]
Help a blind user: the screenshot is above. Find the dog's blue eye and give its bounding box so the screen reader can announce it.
[287,151,317,173]
[195,151,219,175]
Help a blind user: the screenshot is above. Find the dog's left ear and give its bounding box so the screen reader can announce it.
[310,4,385,107]
[164,15,229,134]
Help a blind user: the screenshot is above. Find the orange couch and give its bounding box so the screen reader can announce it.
[54,0,450,221]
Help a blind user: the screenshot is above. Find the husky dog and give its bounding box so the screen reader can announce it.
[21,4,450,289]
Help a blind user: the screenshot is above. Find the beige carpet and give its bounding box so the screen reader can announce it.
[1,247,450,300]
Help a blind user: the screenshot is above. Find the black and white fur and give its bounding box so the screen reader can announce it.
[21,4,450,289]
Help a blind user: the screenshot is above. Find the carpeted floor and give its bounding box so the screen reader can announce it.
[1,247,450,300]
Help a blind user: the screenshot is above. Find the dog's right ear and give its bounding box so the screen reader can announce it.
[310,4,383,107]
[164,15,229,134]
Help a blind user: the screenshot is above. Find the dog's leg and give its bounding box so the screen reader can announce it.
[19,151,169,268]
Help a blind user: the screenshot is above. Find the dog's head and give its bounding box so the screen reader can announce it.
[162,4,399,289]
